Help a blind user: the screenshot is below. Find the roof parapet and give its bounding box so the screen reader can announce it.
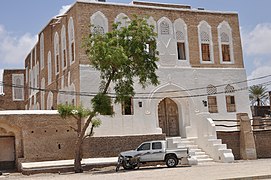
[132,0,191,9]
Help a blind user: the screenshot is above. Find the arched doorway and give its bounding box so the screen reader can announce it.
[158,98,180,137]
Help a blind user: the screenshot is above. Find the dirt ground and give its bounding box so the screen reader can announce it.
[1,159,271,180]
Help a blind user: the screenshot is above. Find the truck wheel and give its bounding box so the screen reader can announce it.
[166,156,178,168]
[122,161,137,170]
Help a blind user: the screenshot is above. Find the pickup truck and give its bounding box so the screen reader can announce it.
[116,140,190,171]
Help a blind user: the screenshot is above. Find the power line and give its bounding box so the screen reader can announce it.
[1,73,271,98]
[1,78,271,100]
[1,76,271,98]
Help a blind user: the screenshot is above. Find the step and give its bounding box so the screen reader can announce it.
[189,148,202,152]
[208,139,222,145]
[194,151,206,156]
[197,158,214,163]
[218,149,232,154]
[178,140,194,145]
[181,144,198,149]
[195,155,210,159]
[214,144,227,149]
[168,138,214,164]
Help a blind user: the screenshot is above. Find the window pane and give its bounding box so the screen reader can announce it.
[56,55,59,73]
[122,97,134,115]
[222,44,231,62]
[201,44,210,61]
[71,43,75,62]
[152,142,162,150]
[226,95,236,112]
[63,49,67,67]
[177,42,186,60]
[13,77,23,100]
[138,143,150,151]
[208,96,218,113]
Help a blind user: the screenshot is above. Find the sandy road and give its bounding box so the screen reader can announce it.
[2,159,271,180]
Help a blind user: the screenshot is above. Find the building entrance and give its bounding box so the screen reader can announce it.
[0,136,15,170]
[158,98,180,137]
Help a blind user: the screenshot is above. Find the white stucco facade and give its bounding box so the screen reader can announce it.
[79,65,251,137]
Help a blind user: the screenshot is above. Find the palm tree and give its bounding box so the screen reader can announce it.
[249,85,268,106]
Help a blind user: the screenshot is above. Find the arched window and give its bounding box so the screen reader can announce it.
[91,11,108,35]
[40,33,44,69]
[207,84,218,113]
[47,91,53,110]
[54,32,60,74]
[225,84,236,112]
[174,18,189,61]
[115,13,130,29]
[218,21,234,63]
[157,17,175,66]
[41,78,45,110]
[48,51,52,85]
[35,63,40,88]
[68,17,75,64]
[198,21,213,63]
[12,74,24,101]
[147,16,157,33]
[145,17,157,55]
[68,83,76,105]
[157,17,173,36]
[61,25,67,69]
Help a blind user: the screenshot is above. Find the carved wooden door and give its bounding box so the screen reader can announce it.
[158,98,179,137]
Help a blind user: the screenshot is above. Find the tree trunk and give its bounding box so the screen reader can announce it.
[73,114,95,173]
[257,98,260,106]
[74,136,84,173]
[73,75,112,173]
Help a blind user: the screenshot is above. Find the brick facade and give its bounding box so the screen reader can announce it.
[22,0,244,110]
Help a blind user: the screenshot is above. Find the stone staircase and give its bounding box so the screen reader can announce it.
[167,137,214,163]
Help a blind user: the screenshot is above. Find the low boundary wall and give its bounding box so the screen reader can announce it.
[217,130,271,160]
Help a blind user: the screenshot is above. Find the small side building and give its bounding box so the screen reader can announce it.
[0,69,25,110]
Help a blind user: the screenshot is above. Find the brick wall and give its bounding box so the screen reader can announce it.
[0,112,165,170]
[0,70,25,110]
[217,131,241,160]
[254,130,271,158]
[218,130,271,160]
[83,134,166,158]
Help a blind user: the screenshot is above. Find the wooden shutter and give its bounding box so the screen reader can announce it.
[201,44,210,61]
[222,44,231,62]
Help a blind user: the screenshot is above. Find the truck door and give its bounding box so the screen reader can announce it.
[150,142,164,161]
[136,142,151,162]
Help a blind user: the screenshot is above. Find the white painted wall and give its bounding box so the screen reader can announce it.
[79,65,251,137]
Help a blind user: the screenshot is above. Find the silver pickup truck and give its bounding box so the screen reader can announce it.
[116,140,190,171]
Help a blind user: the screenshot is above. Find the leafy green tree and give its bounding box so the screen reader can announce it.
[58,15,159,173]
[249,85,268,106]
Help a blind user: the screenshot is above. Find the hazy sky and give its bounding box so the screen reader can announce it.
[0,0,271,89]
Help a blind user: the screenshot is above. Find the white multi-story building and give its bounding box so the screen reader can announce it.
[23,0,252,162]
